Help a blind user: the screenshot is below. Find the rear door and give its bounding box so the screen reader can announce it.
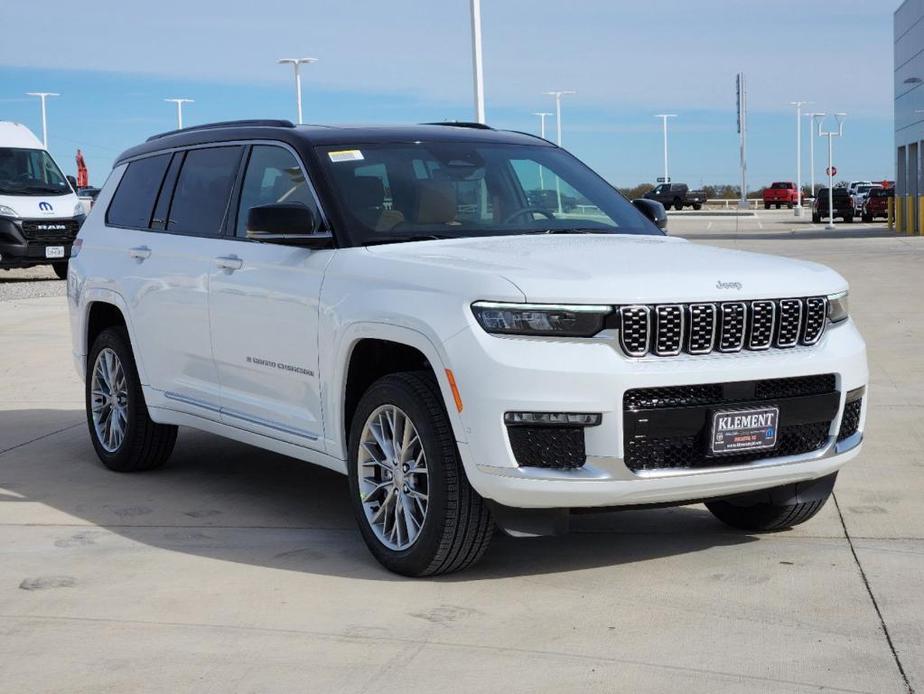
[207,143,332,450]
[114,145,243,414]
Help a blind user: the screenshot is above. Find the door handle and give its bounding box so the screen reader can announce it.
[214,255,243,272]
[128,246,151,261]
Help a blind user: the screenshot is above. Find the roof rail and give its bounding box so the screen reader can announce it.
[146,119,296,142]
[420,121,494,130]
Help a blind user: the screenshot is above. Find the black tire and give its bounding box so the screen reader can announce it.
[86,326,177,472]
[673,198,683,211]
[843,215,853,223]
[764,202,770,210]
[706,493,830,531]
[862,213,872,223]
[812,213,821,223]
[787,203,793,209]
[52,261,68,280]
[347,371,494,576]
[692,203,702,210]
[775,203,781,209]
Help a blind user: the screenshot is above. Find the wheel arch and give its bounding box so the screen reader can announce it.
[330,323,464,461]
[80,288,149,385]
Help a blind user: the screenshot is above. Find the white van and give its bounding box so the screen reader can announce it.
[0,121,85,279]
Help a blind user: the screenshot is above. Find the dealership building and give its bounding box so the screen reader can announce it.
[896,0,924,233]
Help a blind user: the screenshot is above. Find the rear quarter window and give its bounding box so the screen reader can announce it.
[106,154,171,228]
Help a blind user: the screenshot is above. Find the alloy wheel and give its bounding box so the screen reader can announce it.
[90,347,129,453]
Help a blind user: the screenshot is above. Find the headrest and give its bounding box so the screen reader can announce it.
[346,175,386,210]
[416,181,457,224]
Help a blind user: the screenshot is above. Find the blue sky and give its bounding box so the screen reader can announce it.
[0,0,895,188]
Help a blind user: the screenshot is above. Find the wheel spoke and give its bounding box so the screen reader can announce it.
[357,403,428,551]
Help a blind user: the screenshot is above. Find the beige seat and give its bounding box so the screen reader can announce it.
[415,181,458,225]
[343,175,405,231]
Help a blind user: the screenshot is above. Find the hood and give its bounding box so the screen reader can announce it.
[366,233,847,304]
[0,192,81,219]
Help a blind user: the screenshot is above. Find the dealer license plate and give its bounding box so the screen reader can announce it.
[710,406,779,455]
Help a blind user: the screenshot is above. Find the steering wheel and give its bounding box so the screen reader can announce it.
[502,206,557,225]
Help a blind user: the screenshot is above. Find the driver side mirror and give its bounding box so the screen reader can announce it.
[245,203,333,248]
[632,198,668,231]
[66,175,78,190]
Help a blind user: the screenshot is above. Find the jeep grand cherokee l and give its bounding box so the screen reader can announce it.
[68,120,867,576]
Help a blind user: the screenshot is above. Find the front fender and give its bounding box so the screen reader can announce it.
[322,321,465,460]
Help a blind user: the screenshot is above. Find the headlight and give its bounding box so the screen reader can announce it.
[0,205,18,217]
[827,290,849,324]
[471,301,611,337]
[74,202,85,216]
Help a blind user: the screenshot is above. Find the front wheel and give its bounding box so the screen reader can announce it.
[52,261,68,280]
[348,371,494,576]
[86,327,177,471]
[706,493,830,531]
[673,199,684,211]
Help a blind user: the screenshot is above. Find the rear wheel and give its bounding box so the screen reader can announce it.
[692,203,702,210]
[862,213,872,222]
[86,327,177,472]
[673,198,683,211]
[764,202,770,210]
[706,494,830,531]
[347,371,494,576]
[52,261,68,280]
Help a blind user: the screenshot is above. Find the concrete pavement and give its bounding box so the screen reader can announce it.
[0,211,920,693]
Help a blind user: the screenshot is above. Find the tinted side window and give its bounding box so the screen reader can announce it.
[235,146,319,237]
[106,154,171,228]
[167,146,243,236]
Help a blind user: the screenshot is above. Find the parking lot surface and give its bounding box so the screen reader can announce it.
[0,210,920,693]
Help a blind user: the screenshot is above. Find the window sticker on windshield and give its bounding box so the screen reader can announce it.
[328,149,364,163]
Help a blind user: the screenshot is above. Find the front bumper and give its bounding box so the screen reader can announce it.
[0,215,82,268]
[446,319,868,509]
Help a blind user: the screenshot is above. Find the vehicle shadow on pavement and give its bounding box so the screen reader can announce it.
[2,409,755,581]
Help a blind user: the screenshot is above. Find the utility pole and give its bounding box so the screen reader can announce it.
[654,114,677,184]
[164,98,194,129]
[819,113,846,230]
[736,74,748,209]
[790,101,810,216]
[25,92,60,147]
[543,91,575,214]
[278,57,318,124]
[470,0,486,123]
[805,112,826,197]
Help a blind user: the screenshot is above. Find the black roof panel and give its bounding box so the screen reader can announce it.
[115,122,551,164]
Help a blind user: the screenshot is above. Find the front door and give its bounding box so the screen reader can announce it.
[208,144,331,450]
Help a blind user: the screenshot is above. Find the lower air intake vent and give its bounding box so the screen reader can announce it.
[507,426,586,469]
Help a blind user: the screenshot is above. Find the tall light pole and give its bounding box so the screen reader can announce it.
[805,112,826,198]
[164,98,194,129]
[654,114,677,184]
[470,0,486,123]
[790,101,810,216]
[543,90,576,146]
[25,92,59,148]
[278,57,318,124]
[819,113,846,231]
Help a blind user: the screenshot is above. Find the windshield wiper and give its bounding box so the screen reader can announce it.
[362,234,448,246]
[527,228,610,235]
[23,185,66,194]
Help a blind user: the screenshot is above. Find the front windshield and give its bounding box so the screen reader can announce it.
[316,141,659,244]
[0,147,71,196]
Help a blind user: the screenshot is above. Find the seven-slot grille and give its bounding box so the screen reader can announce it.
[617,297,828,357]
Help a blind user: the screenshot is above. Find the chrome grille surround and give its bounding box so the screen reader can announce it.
[776,299,803,347]
[615,297,829,358]
[618,305,651,357]
[748,300,775,350]
[718,302,747,352]
[654,305,684,356]
[802,297,828,345]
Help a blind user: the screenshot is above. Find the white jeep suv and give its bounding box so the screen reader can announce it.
[68,120,867,576]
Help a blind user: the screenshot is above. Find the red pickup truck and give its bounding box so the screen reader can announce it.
[763,182,800,209]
